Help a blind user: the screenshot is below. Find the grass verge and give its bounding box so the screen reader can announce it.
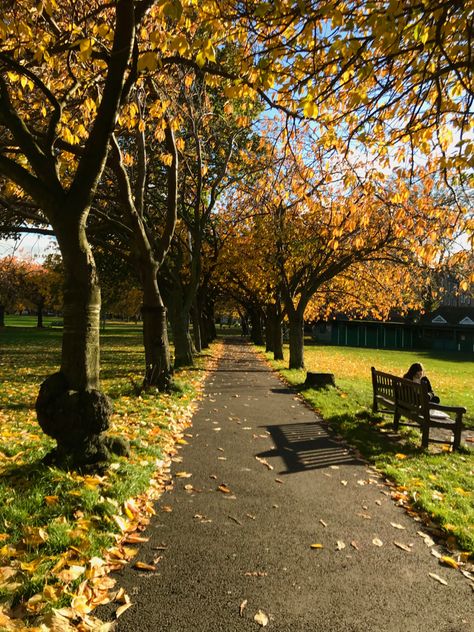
[259,344,474,557]
[0,320,215,630]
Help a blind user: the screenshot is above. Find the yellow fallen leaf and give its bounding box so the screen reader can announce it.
[254,609,269,627]
[71,594,93,615]
[218,484,232,494]
[440,556,459,569]
[20,558,43,573]
[239,599,248,616]
[336,540,346,550]
[390,523,406,530]
[310,543,323,549]
[372,538,383,547]
[0,534,9,542]
[175,471,192,478]
[395,453,407,460]
[350,540,360,550]
[23,526,49,546]
[116,602,133,618]
[124,534,150,544]
[133,561,156,572]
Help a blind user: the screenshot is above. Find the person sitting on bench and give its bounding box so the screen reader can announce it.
[403,362,440,404]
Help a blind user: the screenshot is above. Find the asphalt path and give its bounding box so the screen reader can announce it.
[99,339,473,632]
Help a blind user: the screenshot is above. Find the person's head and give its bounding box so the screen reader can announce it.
[404,362,424,381]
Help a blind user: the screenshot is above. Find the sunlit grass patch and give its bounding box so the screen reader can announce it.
[0,322,213,627]
[261,344,474,555]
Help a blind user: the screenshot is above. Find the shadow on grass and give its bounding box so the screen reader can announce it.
[1,459,51,492]
[326,410,421,461]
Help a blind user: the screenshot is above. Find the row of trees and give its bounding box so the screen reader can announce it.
[0,1,472,470]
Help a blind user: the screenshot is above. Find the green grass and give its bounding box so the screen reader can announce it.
[0,319,212,622]
[260,342,474,555]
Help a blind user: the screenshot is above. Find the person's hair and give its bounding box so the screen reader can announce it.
[403,362,423,380]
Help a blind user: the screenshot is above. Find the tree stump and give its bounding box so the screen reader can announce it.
[304,372,336,389]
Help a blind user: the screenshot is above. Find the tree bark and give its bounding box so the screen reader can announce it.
[35,220,125,471]
[288,311,305,369]
[249,307,264,345]
[141,266,173,389]
[265,305,275,352]
[36,300,44,328]
[166,286,194,368]
[273,318,284,361]
[191,300,202,353]
[0,304,5,327]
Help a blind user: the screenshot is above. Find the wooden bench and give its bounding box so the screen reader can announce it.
[371,367,467,451]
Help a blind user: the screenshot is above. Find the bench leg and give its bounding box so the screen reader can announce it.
[393,410,400,431]
[452,426,462,452]
[421,424,430,449]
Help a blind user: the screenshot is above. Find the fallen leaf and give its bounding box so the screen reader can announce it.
[239,599,248,617]
[440,556,459,569]
[394,541,411,552]
[161,505,173,512]
[275,478,284,484]
[372,538,383,547]
[133,562,156,572]
[56,565,86,583]
[116,602,133,618]
[350,540,360,550]
[175,471,192,478]
[124,534,150,544]
[218,484,232,494]
[329,465,339,470]
[256,456,274,470]
[395,453,407,459]
[336,540,346,551]
[390,523,406,530]
[254,609,269,626]
[429,573,447,585]
[310,543,323,549]
[340,480,348,486]
[319,519,327,527]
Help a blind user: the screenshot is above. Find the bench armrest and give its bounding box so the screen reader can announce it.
[429,403,467,414]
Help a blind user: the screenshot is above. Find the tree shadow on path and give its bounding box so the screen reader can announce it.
[257,422,363,474]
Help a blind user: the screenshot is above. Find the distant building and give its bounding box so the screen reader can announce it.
[311,306,474,353]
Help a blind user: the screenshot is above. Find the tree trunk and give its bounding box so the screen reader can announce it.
[35,223,127,471]
[273,318,284,361]
[141,266,173,389]
[288,311,305,369]
[0,304,5,327]
[249,307,264,345]
[166,287,194,368]
[265,305,274,352]
[36,300,44,328]
[191,300,202,353]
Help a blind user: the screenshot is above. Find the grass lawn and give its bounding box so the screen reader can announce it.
[260,342,474,556]
[0,317,213,628]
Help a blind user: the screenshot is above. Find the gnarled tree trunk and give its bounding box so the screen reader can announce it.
[35,221,127,471]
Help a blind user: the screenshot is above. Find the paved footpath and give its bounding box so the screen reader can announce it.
[100,340,473,632]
